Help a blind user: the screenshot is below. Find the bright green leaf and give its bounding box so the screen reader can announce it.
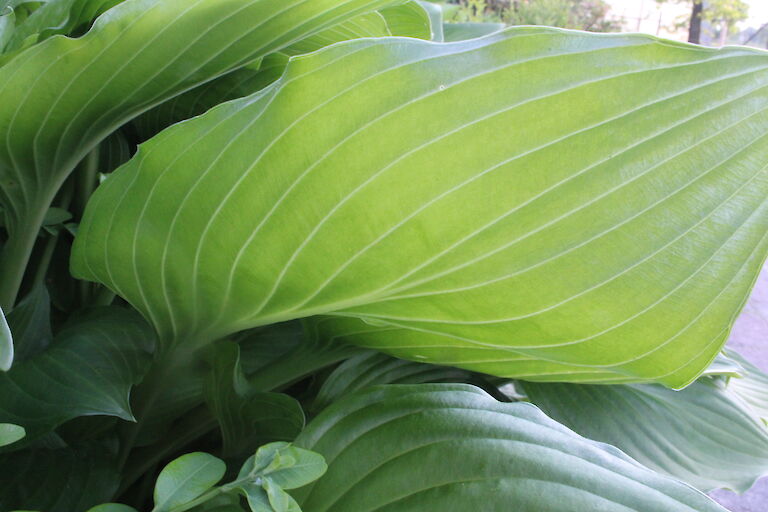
[73,28,768,387]
[521,377,768,492]
[153,452,226,512]
[133,55,289,142]
[292,383,726,511]
[380,1,432,40]
[0,0,406,310]
[284,12,391,57]
[0,423,24,447]
[417,0,443,41]
[0,307,154,443]
[443,21,505,42]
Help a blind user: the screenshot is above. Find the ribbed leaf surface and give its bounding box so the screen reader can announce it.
[292,384,726,511]
[0,307,154,443]
[73,29,768,386]
[521,378,768,492]
[0,0,405,308]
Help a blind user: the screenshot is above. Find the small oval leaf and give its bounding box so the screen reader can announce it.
[153,452,226,512]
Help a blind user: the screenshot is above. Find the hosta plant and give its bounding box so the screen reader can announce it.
[1,0,768,510]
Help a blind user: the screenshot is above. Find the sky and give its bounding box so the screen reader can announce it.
[605,0,768,43]
[744,0,768,27]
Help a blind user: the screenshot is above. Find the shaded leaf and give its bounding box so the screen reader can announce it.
[313,349,470,412]
[292,383,726,511]
[725,349,768,423]
[0,444,120,512]
[0,307,154,444]
[521,377,768,492]
[2,0,123,53]
[86,504,139,512]
[205,343,304,457]
[5,284,52,362]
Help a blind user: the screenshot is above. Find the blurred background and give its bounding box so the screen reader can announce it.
[440,0,768,48]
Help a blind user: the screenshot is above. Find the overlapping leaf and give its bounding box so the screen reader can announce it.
[0,0,407,309]
[73,28,768,386]
[379,1,432,39]
[312,349,470,412]
[725,349,768,423]
[521,377,768,492]
[443,21,504,41]
[0,307,154,443]
[291,384,726,511]
[205,343,304,457]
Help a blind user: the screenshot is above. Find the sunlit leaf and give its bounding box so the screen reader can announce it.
[73,29,768,387]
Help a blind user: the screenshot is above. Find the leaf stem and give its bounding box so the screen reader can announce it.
[0,205,48,310]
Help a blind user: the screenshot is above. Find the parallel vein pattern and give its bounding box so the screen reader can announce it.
[522,378,768,492]
[72,28,768,386]
[291,384,726,511]
[0,0,406,308]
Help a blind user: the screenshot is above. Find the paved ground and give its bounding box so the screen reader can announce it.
[709,263,768,511]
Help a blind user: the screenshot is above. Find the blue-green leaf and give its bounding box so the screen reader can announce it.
[292,384,726,511]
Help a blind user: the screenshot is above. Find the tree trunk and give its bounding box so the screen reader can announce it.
[688,0,703,44]
[718,22,729,46]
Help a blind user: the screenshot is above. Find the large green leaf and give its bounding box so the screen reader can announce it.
[379,1,432,40]
[1,0,122,53]
[132,55,289,142]
[520,377,768,492]
[0,444,120,512]
[72,29,768,387]
[0,0,406,309]
[0,307,154,443]
[443,21,505,42]
[291,383,725,511]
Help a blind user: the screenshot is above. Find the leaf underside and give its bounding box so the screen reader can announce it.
[73,28,768,387]
[522,376,768,493]
[292,384,726,511]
